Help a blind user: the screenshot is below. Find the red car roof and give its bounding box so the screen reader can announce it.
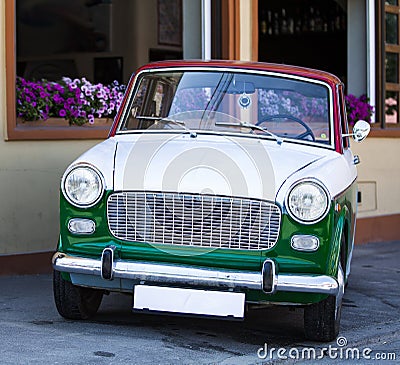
[135,59,343,86]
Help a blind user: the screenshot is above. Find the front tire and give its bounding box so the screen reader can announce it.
[53,270,103,320]
[303,262,344,342]
[304,294,341,341]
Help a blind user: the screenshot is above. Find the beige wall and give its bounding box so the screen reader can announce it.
[0,3,102,255]
[352,138,400,218]
[0,139,100,255]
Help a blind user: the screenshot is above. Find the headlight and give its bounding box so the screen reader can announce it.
[62,165,104,207]
[286,180,330,224]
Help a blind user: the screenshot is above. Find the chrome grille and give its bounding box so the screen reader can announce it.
[107,192,281,250]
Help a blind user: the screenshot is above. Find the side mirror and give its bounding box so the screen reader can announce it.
[343,120,370,143]
[352,120,370,142]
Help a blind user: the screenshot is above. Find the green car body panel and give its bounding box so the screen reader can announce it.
[57,179,356,305]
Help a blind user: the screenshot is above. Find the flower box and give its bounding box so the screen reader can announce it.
[10,117,112,140]
[16,117,113,129]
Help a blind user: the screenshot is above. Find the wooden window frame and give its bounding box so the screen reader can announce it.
[373,0,400,137]
[5,0,109,141]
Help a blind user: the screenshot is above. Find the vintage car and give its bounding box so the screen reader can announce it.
[52,60,370,341]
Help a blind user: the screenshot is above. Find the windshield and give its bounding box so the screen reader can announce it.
[119,70,332,145]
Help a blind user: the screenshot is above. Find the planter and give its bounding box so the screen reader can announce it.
[8,118,113,141]
[16,117,113,129]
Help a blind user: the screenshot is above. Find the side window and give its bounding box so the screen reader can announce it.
[125,77,176,130]
[131,78,149,118]
[338,87,349,149]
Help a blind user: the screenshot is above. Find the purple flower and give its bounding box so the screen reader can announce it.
[54,94,63,103]
[345,94,374,125]
[16,75,125,125]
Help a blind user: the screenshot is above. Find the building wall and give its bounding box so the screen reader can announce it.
[183,0,202,59]
[0,2,104,256]
[347,0,367,96]
[352,138,400,218]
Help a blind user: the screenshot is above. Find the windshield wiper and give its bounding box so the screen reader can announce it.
[216,121,283,145]
[135,115,197,138]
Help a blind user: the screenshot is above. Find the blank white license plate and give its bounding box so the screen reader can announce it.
[133,285,245,318]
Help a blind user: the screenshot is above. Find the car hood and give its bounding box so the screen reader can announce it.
[112,133,328,201]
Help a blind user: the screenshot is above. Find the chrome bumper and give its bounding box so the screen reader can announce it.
[52,252,339,296]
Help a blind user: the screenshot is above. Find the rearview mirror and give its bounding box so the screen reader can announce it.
[227,81,255,94]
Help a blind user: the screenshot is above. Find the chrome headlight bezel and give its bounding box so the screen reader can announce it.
[285,179,330,225]
[61,163,105,208]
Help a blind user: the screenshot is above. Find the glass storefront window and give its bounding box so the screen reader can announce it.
[16,0,114,83]
[386,12,398,44]
[385,91,398,124]
[386,53,399,83]
[381,1,400,128]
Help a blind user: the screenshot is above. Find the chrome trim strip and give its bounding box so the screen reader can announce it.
[275,274,339,295]
[53,253,338,295]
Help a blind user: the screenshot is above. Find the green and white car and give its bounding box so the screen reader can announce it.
[53,60,370,341]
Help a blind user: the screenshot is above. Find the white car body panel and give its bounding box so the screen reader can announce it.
[66,133,356,204]
[68,137,117,191]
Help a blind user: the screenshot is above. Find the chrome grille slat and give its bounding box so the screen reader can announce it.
[107,192,281,250]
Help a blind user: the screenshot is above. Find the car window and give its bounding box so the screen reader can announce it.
[120,70,332,146]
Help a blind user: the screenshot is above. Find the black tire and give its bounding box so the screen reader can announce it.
[53,270,103,320]
[304,234,346,342]
[304,294,341,342]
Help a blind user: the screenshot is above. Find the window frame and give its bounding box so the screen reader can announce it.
[338,85,350,149]
[373,0,400,136]
[5,0,109,141]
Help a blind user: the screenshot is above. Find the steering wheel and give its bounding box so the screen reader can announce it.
[257,114,315,141]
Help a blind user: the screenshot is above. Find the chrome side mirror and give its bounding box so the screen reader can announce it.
[343,120,370,143]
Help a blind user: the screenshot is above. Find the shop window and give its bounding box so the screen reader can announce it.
[16,0,116,83]
[258,0,347,85]
[381,1,400,127]
[5,0,123,140]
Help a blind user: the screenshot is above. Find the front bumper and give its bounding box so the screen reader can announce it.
[52,251,339,296]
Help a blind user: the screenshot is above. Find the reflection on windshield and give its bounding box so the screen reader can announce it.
[120,70,331,145]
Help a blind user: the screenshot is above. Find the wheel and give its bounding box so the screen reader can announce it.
[53,270,103,320]
[257,114,316,141]
[304,261,345,342]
